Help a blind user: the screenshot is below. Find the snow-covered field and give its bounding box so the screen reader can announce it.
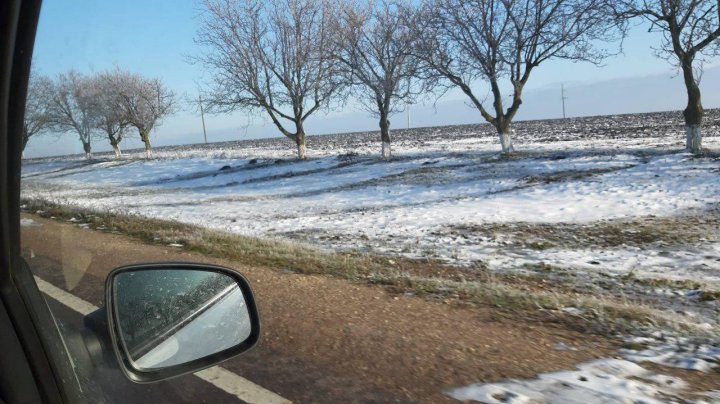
[22,110,720,402]
[23,111,720,310]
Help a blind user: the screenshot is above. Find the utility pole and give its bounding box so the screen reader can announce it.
[405,80,411,130]
[406,103,410,129]
[561,84,567,119]
[199,94,208,144]
[154,83,161,136]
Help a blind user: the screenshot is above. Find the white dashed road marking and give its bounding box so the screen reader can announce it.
[34,276,291,404]
[195,366,290,404]
[35,276,99,316]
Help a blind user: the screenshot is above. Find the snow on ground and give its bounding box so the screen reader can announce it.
[446,359,687,403]
[446,358,709,403]
[21,110,720,402]
[447,333,720,403]
[20,218,40,227]
[22,147,720,275]
[22,124,720,333]
[22,112,720,292]
[622,338,720,373]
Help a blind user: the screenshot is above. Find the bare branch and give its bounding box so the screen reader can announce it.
[194,0,343,158]
[46,71,99,158]
[116,71,176,157]
[412,0,621,153]
[22,72,54,152]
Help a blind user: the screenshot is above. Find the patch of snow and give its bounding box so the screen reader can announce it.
[561,307,585,316]
[553,342,578,351]
[622,342,720,372]
[701,390,720,401]
[446,359,687,403]
[20,218,40,227]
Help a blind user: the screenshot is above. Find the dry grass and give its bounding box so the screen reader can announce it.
[447,210,720,250]
[621,271,705,290]
[24,199,383,278]
[22,198,712,336]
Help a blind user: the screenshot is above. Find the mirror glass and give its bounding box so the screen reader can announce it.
[113,268,251,370]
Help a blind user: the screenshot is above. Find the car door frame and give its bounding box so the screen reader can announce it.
[0,1,85,402]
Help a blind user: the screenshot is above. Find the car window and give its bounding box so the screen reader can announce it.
[19,0,720,402]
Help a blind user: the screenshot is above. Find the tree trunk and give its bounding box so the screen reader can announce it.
[295,130,306,160]
[144,142,152,158]
[497,122,514,154]
[109,136,122,159]
[681,59,703,154]
[686,125,701,154]
[379,113,392,160]
[111,140,122,159]
[82,141,92,160]
[141,131,153,158]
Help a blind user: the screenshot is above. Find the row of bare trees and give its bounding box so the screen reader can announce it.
[23,70,175,159]
[195,0,419,160]
[196,0,719,159]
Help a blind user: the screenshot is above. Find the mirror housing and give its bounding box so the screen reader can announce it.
[105,262,260,383]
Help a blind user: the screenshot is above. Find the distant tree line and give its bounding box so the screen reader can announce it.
[25,0,719,159]
[23,69,175,159]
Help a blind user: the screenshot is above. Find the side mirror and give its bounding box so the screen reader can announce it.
[105,262,260,383]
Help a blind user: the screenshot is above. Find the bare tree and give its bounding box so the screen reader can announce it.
[47,71,99,160]
[93,70,131,159]
[335,0,420,159]
[613,0,720,155]
[118,73,175,158]
[23,72,54,153]
[195,0,341,159]
[414,0,620,154]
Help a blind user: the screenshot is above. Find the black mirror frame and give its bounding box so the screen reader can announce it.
[105,262,260,383]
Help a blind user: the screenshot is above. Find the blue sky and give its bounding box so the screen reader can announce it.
[26,0,720,158]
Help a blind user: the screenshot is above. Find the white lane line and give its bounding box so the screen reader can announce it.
[35,276,99,315]
[195,366,291,404]
[33,276,291,404]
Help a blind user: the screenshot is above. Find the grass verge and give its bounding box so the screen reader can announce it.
[21,198,713,336]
